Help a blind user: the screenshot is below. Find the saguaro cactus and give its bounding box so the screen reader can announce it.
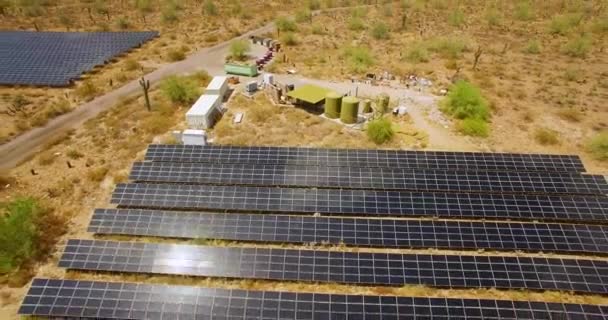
[139,77,151,111]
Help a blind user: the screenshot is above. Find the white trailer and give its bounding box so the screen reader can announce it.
[205,76,229,98]
[186,94,221,129]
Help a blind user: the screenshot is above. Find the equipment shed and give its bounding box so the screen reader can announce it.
[286,84,333,108]
[186,94,221,129]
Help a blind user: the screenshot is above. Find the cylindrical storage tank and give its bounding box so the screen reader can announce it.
[324,92,342,119]
[375,93,390,113]
[340,96,359,124]
[362,99,372,113]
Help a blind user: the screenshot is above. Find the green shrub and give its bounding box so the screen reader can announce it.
[0,198,42,273]
[116,17,130,29]
[66,149,84,159]
[523,39,541,54]
[427,37,468,59]
[88,166,109,182]
[348,17,365,31]
[441,81,490,120]
[343,47,374,73]
[587,132,608,161]
[161,76,200,104]
[367,117,394,144]
[448,8,465,27]
[276,16,297,32]
[556,107,583,122]
[561,36,591,58]
[307,0,320,10]
[592,16,608,34]
[514,1,533,21]
[281,32,298,46]
[76,80,98,100]
[203,0,217,16]
[229,39,251,60]
[458,118,489,137]
[405,43,429,63]
[311,24,325,35]
[161,6,178,23]
[295,9,311,23]
[534,128,560,145]
[548,13,582,35]
[371,22,390,40]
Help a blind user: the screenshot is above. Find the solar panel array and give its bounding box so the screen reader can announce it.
[0,31,158,86]
[111,183,608,223]
[129,162,608,195]
[21,279,608,319]
[89,209,608,255]
[19,145,608,319]
[145,144,587,172]
[59,239,608,294]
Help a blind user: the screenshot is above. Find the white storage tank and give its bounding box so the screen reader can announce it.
[186,94,221,129]
[205,76,229,98]
[182,129,207,145]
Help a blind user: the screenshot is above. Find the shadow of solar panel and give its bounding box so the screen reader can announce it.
[0,31,158,86]
[144,144,587,173]
[110,184,608,223]
[129,162,608,195]
[88,209,608,255]
[20,278,607,319]
[59,239,608,294]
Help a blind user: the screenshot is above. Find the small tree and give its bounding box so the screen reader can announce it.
[229,39,251,61]
[94,0,110,20]
[136,0,152,23]
[58,13,73,31]
[161,76,200,105]
[275,16,297,36]
[367,117,394,144]
[587,132,608,161]
[0,0,12,15]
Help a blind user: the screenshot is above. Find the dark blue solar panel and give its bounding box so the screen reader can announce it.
[0,31,158,86]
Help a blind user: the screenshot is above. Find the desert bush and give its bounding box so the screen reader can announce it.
[563,68,581,82]
[281,32,298,46]
[203,0,217,16]
[534,128,560,145]
[37,152,55,166]
[427,37,468,59]
[21,0,44,17]
[367,117,394,144]
[556,108,583,122]
[167,48,186,61]
[441,81,490,121]
[448,8,465,27]
[124,59,141,71]
[66,149,84,159]
[307,0,321,10]
[135,0,152,13]
[116,17,130,29]
[0,1,12,15]
[76,80,98,100]
[523,39,541,54]
[295,9,311,23]
[144,114,172,134]
[161,76,200,105]
[276,16,297,32]
[458,118,489,137]
[88,166,109,182]
[587,132,608,161]
[343,47,374,73]
[191,70,211,85]
[311,24,325,35]
[404,43,429,63]
[514,1,533,21]
[0,198,41,273]
[485,8,502,26]
[161,6,178,23]
[561,36,591,58]
[371,22,390,40]
[348,17,365,31]
[548,13,582,35]
[248,104,274,124]
[592,16,608,34]
[229,40,250,60]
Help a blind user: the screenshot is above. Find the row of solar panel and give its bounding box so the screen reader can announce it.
[21,278,606,319]
[0,31,158,86]
[89,209,608,255]
[111,184,608,223]
[129,161,608,195]
[60,239,608,294]
[144,144,586,172]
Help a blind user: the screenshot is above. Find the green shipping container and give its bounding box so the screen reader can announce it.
[324,92,342,119]
[340,96,359,124]
[224,63,259,77]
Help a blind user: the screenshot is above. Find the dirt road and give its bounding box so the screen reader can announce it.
[0,24,274,170]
